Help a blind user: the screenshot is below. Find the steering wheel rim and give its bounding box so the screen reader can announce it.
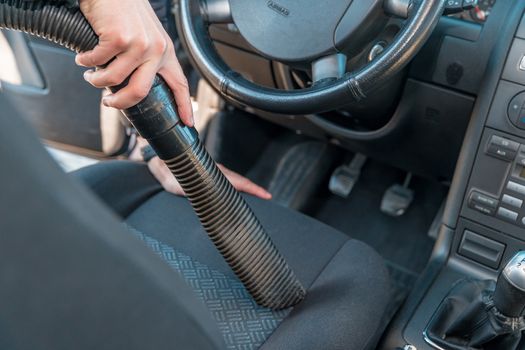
[175,0,445,115]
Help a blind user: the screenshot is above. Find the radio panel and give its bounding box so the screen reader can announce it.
[468,134,525,224]
[462,130,525,240]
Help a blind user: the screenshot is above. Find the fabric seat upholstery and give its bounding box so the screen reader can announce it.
[74,161,392,350]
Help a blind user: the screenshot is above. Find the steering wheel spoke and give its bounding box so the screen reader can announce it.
[200,0,233,24]
[311,54,347,83]
[383,0,412,19]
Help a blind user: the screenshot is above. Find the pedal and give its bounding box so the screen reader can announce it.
[381,173,414,217]
[268,141,336,209]
[329,153,367,198]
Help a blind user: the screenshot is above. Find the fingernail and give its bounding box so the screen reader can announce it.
[182,115,194,127]
[183,110,195,126]
[102,95,113,107]
[83,70,92,82]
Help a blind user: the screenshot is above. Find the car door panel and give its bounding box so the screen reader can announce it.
[0,31,129,157]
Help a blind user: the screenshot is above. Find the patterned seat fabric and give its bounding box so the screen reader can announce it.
[128,227,291,350]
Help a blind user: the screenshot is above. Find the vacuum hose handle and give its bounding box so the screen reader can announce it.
[112,76,199,159]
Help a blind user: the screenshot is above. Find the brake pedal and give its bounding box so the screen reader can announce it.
[381,173,414,217]
[329,153,367,198]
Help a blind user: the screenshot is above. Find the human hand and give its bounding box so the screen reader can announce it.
[76,0,194,126]
[147,156,272,200]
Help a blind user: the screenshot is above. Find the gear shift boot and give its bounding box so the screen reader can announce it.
[425,279,525,349]
[426,252,525,349]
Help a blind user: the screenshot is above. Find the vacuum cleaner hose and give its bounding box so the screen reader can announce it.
[0,0,305,309]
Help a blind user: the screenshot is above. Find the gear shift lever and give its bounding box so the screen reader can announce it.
[425,252,525,350]
[494,251,525,318]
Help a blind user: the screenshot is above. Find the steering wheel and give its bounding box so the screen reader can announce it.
[175,0,444,115]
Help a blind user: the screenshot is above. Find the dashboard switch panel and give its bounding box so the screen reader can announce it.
[477,148,525,225]
[462,131,525,238]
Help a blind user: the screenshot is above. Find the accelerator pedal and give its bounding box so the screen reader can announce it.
[381,173,414,217]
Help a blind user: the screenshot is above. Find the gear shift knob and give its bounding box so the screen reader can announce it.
[494,251,525,318]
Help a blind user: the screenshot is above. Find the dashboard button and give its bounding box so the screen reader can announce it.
[502,194,523,208]
[487,144,517,161]
[489,135,520,151]
[470,191,498,209]
[458,230,505,269]
[470,203,495,215]
[507,181,525,195]
[497,207,519,222]
[468,191,498,215]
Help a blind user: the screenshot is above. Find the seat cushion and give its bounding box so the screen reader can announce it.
[74,161,392,350]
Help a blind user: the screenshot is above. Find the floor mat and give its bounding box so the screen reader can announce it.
[311,160,448,275]
[309,160,448,319]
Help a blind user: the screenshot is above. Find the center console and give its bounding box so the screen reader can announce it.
[381,1,525,349]
[456,6,525,272]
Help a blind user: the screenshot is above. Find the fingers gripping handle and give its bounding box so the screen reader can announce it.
[112,76,199,159]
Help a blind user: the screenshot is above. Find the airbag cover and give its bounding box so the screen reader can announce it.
[229,0,354,62]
